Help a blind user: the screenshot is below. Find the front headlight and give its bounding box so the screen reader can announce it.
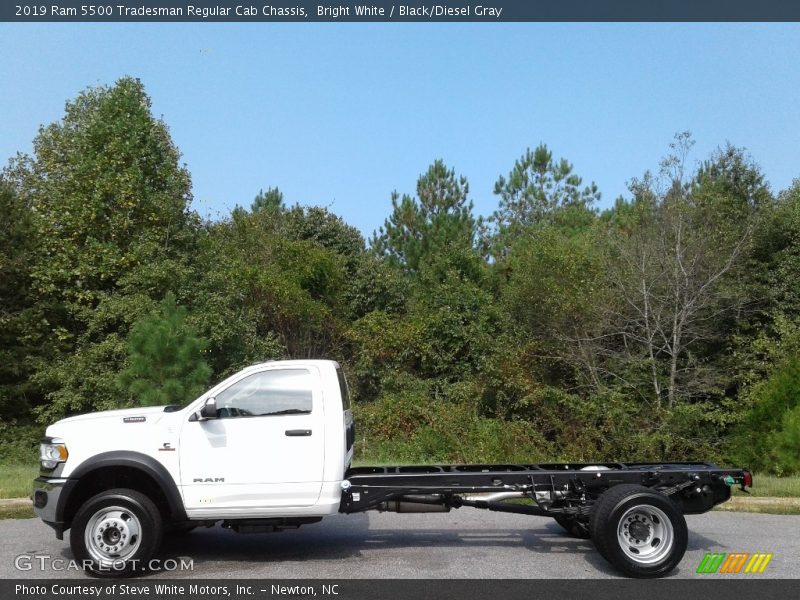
[39,439,68,470]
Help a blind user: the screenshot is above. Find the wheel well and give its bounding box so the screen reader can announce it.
[63,466,172,529]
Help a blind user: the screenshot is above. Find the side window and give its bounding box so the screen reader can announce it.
[336,366,351,411]
[214,369,313,419]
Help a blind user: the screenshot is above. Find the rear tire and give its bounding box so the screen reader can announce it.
[554,516,591,539]
[589,484,687,578]
[70,488,163,577]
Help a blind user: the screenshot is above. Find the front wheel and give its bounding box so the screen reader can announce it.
[589,484,687,578]
[70,488,163,577]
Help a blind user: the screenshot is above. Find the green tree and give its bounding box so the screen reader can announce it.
[193,207,349,366]
[245,190,365,266]
[500,211,605,389]
[251,186,285,213]
[118,294,211,407]
[731,180,800,472]
[0,179,43,420]
[733,340,800,474]
[581,137,762,410]
[372,160,477,272]
[491,144,600,253]
[754,180,800,324]
[281,205,365,265]
[4,77,196,421]
[344,254,406,320]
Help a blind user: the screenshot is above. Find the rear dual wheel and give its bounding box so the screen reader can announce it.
[589,484,687,578]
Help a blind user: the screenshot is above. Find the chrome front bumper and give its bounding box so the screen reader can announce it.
[32,476,70,539]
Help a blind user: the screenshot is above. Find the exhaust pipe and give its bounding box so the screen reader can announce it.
[461,491,526,502]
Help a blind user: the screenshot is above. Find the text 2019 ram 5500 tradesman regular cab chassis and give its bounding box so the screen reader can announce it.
[32,359,752,578]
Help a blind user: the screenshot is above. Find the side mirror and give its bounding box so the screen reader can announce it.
[199,397,217,420]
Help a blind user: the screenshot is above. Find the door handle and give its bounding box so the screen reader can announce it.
[285,429,312,436]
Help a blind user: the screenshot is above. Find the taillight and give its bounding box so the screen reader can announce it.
[743,471,753,488]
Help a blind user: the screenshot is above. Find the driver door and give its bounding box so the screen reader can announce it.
[179,366,325,512]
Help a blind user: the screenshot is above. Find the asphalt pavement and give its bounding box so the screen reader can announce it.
[2,510,798,579]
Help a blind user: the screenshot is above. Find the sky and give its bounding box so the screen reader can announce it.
[1,23,799,237]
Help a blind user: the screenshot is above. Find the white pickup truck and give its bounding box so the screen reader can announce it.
[33,359,751,578]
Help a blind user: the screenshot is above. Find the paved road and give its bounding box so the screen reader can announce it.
[2,511,798,579]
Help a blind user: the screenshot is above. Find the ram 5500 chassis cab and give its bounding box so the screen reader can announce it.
[33,360,751,578]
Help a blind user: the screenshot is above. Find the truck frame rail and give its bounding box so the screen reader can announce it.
[340,462,750,517]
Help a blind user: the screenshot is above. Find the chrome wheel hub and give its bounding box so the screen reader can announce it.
[84,506,142,566]
[616,504,674,564]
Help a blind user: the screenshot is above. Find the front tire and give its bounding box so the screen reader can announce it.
[589,484,687,578]
[70,488,163,577]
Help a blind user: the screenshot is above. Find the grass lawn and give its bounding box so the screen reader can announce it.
[0,461,38,499]
[732,474,800,498]
[0,504,34,519]
[715,497,800,515]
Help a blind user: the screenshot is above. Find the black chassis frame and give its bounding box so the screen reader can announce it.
[339,462,750,518]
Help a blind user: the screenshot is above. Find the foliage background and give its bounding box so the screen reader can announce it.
[1,78,799,474]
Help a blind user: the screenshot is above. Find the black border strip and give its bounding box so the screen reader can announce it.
[4,579,800,600]
[4,1,800,23]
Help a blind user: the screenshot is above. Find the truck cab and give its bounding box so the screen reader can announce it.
[178,360,353,517]
[33,360,354,574]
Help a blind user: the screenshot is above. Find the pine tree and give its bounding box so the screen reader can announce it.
[491,144,600,250]
[251,187,284,213]
[117,293,211,407]
[372,160,476,272]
